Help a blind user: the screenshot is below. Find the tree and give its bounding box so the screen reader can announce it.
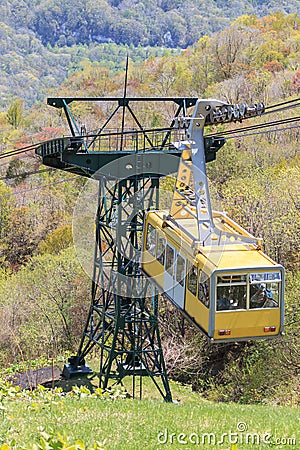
[211,26,247,80]
[3,206,38,267]
[0,247,90,363]
[291,70,300,93]
[5,159,31,185]
[6,98,24,129]
[0,181,14,241]
[39,224,73,255]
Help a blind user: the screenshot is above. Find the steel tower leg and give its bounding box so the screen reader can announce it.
[63,175,172,402]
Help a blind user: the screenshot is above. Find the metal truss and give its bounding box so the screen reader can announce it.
[65,174,172,400]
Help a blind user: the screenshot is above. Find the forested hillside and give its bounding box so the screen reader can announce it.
[0,24,175,108]
[1,1,300,106]
[3,0,300,48]
[0,13,299,406]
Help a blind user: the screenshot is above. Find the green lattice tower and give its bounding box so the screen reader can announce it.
[69,173,172,401]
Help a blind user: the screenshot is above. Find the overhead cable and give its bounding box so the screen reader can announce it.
[206,115,300,138]
[224,124,300,140]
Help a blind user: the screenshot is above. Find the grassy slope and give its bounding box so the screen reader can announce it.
[0,379,299,449]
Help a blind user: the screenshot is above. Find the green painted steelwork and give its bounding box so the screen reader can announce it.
[36,135,225,177]
[47,97,199,109]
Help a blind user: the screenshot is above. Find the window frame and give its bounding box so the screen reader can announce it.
[146,223,156,257]
[198,275,210,308]
[176,253,186,287]
[165,243,175,277]
[216,271,281,312]
[187,263,198,296]
[156,231,166,266]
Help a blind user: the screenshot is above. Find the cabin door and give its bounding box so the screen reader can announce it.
[164,243,175,300]
[173,252,186,309]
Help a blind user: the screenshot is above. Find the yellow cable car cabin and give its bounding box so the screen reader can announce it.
[142,209,284,343]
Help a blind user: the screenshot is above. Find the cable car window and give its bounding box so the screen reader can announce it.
[217,274,247,311]
[187,265,197,296]
[198,277,210,308]
[217,274,247,284]
[157,232,166,265]
[176,254,185,287]
[250,275,280,309]
[146,224,156,257]
[165,244,174,276]
[216,272,281,311]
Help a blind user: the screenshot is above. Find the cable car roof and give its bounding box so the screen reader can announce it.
[148,209,280,272]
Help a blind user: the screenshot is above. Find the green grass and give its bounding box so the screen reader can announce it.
[0,378,299,449]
